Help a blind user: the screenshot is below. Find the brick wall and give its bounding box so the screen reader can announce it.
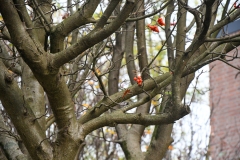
[209,46,240,159]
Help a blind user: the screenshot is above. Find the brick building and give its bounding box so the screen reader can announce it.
[209,46,240,159]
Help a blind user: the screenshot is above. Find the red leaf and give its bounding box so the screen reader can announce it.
[234,2,240,8]
[123,89,131,98]
[62,12,69,19]
[147,24,159,33]
[157,18,165,26]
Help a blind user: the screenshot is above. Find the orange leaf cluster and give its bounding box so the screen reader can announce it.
[168,145,174,150]
[158,17,176,26]
[134,76,143,86]
[147,24,159,33]
[157,17,165,26]
[147,17,176,33]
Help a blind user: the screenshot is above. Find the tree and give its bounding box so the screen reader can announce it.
[0,0,239,159]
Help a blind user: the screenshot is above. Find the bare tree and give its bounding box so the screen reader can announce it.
[0,0,240,159]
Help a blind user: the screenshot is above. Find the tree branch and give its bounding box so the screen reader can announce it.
[0,113,28,160]
[51,0,137,68]
[78,72,172,124]
[95,0,121,29]
[0,60,53,159]
[0,0,48,73]
[0,41,22,75]
[208,6,240,36]
[80,105,190,138]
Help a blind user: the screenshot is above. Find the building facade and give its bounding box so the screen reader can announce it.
[209,46,240,159]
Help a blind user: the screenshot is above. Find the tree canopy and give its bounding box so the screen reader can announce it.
[0,0,240,159]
